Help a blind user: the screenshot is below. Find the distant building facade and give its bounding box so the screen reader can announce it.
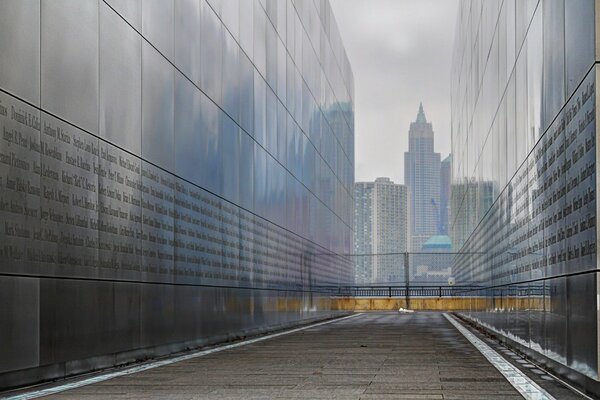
[404,103,441,251]
[354,178,409,283]
[412,235,452,283]
[439,155,452,235]
[353,182,374,283]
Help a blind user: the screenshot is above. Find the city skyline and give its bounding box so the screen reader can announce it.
[330,0,457,184]
[2,1,600,398]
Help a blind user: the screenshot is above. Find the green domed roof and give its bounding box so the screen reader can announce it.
[422,235,451,249]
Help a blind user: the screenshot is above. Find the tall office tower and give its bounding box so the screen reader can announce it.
[0,0,354,388]
[439,155,452,235]
[451,0,598,390]
[354,178,409,283]
[404,103,441,251]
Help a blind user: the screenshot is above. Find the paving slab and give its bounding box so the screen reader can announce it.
[31,312,580,399]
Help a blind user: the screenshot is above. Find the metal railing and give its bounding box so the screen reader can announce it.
[332,285,481,298]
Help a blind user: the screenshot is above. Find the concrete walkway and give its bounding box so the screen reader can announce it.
[39,312,573,399]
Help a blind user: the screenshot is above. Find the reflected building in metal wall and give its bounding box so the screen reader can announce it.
[451,0,599,392]
[0,0,354,389]
[439,154,452,235]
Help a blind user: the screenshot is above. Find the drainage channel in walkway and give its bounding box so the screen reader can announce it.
[2,312,587,400]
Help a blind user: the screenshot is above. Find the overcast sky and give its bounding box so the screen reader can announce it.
[330,0,459,184]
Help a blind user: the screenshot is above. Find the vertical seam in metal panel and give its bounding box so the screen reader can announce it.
[139,0,144,348]
[97,0,100,138]
[595,0,600,379]
[38,0,42,369]
[595,0,600,61]
[595,1,600,373]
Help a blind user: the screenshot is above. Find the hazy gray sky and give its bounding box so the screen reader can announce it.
[330,0,459,184]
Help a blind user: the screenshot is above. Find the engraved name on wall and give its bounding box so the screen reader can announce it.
[0,92,350,287]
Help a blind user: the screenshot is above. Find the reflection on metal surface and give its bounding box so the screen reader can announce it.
[451,0,598,383]
[0,0,354,389]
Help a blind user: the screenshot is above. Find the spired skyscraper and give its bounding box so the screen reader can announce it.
[404,103,441,251]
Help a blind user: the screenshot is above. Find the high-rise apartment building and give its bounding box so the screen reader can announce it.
[354,178,409,283]
[451,0,598,390]
[404,103,441,251]
[0,0,354,388]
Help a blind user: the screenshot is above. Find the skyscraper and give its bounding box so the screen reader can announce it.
[0,0,354,388]
[404,103,441,251]
[354,178,409,283]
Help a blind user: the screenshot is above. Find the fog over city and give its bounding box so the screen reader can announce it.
[331,0,458,183]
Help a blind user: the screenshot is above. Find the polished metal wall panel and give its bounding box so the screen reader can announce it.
[221,114,241,205]
[141,41,174,171]
[174,70,202,184]
[39,279,141,362]
[222,30,241,123]
[40,112,100,279]
[566,274,597,377]
[239,128,255,211]
[254,70,267,146]
[565,0,595,96]
[96,142,142,281]
[139,283,176,348]
[142,0,174,60]
[39,278,109,364]
[140,160,175,282]
[546,277,568,365]
[238,0,253,58]
[452,0,598,383]
[541,0,565,132]
[239,51,255,135]
[0,91,42,276]
[99,2,142,155]
[197,89,222,195]
[105,0,142,30]
[0,0,40,106]
[174,0,201,86]
[199,1,223,104]
[253,0,267,79]
[41,0,98,134]
[0,0,354,388]
[0,276,39,374]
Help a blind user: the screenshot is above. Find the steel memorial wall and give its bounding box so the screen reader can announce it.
[450,0,600,391]
[0,0,355,389]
